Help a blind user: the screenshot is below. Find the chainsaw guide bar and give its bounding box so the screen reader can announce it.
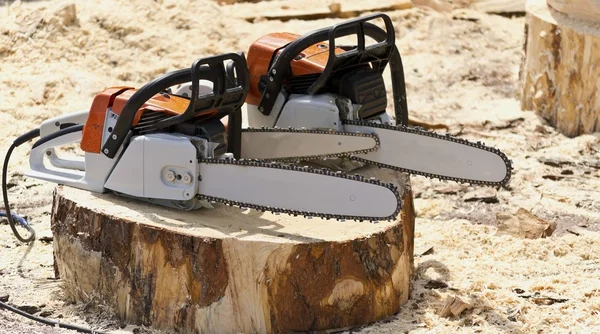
[342,120,514,188]
[196,157,403,222]
[240,126,380,162]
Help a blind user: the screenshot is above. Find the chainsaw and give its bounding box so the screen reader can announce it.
[3,13,511,244]
[3,51,409,243]
[173,13,514,186]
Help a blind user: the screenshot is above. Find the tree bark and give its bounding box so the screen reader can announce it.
[519,0,600,137]
[51,167,415,334]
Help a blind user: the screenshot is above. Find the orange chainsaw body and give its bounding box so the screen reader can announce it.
[80,87,221,154]
[245,32,346,106]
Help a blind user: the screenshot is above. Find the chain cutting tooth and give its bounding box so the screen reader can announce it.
[341,119,513,188]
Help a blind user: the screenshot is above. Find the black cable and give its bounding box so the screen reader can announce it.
[2,127,112,333]
[3,128,40,243]
[3,125,84,242]
[0,300,109,334]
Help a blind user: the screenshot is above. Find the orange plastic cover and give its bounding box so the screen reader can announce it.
[80,87,217,154]
[245,32,344,106]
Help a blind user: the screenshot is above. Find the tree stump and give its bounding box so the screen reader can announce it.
[519,0,600,137]
[50,167,415,334]
[547,0,600,22]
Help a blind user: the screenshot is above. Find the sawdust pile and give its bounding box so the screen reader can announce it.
[1,0,600,333]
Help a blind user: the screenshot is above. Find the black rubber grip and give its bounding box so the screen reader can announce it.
[31,124,84,150]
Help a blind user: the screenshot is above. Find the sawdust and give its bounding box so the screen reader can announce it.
[1,0,600,333]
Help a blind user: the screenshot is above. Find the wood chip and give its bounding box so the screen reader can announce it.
[38,236,54,243]
[434,184,465,195]
[424,280,448,289]
[534,124,549,134]
[542,174,581,181]
[566,226,600,238]
[583,158,600,169]
[496,208,556,239]
[415,246,434,257]
[517,291,568,305]
[438,296,471,317]
[408,118,450,131]
[462,188,498,203]
[538,156,573,167]
[16,304,45,314]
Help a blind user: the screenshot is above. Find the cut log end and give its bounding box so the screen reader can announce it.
[547,0,600,22]
[519,0,600,137]
[50,166,415,334]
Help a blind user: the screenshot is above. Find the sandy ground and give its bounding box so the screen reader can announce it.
[1,0,599,333]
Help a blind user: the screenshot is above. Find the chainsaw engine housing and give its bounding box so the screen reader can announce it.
[246,32,390,123]
[26,53,249,211]
[244,14,404,171]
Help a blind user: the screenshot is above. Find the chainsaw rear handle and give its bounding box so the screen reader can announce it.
[37,110,89,172]
[257,12,409,126]
[102,52,249,159]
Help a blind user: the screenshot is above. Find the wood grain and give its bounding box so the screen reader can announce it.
[50,166,415,333]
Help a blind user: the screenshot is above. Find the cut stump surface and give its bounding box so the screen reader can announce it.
[519,0,600,137]
[547,0,600,22]
[50,167,415,334]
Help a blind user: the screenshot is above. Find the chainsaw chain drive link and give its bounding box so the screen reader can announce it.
[195,157,402,223]
[342,119,514,188]
[241,126,381,163]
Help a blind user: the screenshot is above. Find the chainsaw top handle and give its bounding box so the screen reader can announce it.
[101,52,249,159]
[257,12,409,126]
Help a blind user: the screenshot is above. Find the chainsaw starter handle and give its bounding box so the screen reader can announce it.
[102,52,249,159]
[257,13,409,126]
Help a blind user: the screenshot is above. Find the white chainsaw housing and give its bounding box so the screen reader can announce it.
[104,133,199,202]
[26,100,236,211]
[245,92,394,129]
[175,82,394,172]
[174,82,394,129]
[243,91,394,172]
[38,109,88,172]
[26,109,122,193]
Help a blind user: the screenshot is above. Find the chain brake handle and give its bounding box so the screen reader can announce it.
[257,13,409,126]
[307,14,396,95]
[174,53,249,124]
[258,14,395,109]
[101,52,249,159]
